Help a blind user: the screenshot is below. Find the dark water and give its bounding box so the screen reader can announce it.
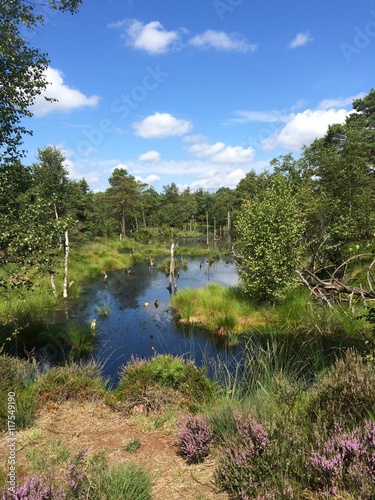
[67,256,242,384]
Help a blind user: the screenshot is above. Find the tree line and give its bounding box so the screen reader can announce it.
[1,2,374,304]
[1,89,375,304]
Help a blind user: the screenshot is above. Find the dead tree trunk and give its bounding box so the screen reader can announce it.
[167,242,177,294]
[206,212,209,247]
[296,254,375,306]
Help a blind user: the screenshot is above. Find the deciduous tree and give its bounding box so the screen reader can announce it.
[234,174,306,303]
[0,0,82,163]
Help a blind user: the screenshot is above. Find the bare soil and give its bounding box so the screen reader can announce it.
[1,400,229,499]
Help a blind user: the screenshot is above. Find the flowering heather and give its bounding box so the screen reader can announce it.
[307,420,375,497]
[215,415,270,499]
[1,473,66,499]
[1,448,90,500]
[65,448,88,495]
[176,415,213,464]
[308,349,375,429]
[236,414,270,453]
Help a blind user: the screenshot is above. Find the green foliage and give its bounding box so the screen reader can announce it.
[15,386,39,429]
[95,304,110,316]
[106,168,141,237]
[235,174,306,303]
[0,352,38,430]
[171,283,265,334]
[205,402,241,446]
[0,0,82,163]
[1,444,152,500]
[65,323,96,359]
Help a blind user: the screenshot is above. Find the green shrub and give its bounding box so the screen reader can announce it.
[15,386,39,429]
[123,438,141,453]
[115,355,217,413]
[95,304,110,316]
[34,360,106,403]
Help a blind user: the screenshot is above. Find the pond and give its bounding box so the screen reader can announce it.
[66,255,242,384]
[41,253,369,387]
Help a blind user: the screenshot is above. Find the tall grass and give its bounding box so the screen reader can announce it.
[204,333,329,429]
[171,283,266,338]
[94,463,152,500]
[65,323,96,359]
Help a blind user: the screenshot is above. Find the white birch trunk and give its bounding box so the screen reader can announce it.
[62,230,69,298]
[50,274,58,297]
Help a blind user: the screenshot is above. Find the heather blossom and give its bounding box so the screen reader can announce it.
[1,473,66,499]
[215,414,271,499]
[175,415,213,464]
[307,420,375,496]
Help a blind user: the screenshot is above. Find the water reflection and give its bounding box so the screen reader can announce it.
[67,256,241,384]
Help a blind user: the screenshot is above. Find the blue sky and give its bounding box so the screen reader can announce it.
[21,0,375,192]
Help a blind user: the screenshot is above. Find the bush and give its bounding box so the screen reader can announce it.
[0,353,38,430]
[214,414,270,499]
[65,323,96,359]
[175,415,213,464]
[115,355,217,413]
[307,420,375,498]
[1,447,152,500]
[34,360,106,403]
[305,348,375,430]
[1,473,67,499]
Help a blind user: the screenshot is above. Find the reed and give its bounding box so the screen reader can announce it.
[65,323,96,358]
[95,304,110,316]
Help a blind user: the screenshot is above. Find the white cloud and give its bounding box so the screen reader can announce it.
[132,112,193,138]
[139,150,161,162]
[135,174,161,185]
[120,19,179,54]
[189,30,257,53]
[187,168,246,191]
[130,158,252,191]
[32,67,99,116]
[262,108,349,151]
[183,134,208,143]
[229,110,291,124]
[288,32,313,49]
[187,142,226,157]
[213,145,255,163]
[187,141,254,163]
[318,93,365,110]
